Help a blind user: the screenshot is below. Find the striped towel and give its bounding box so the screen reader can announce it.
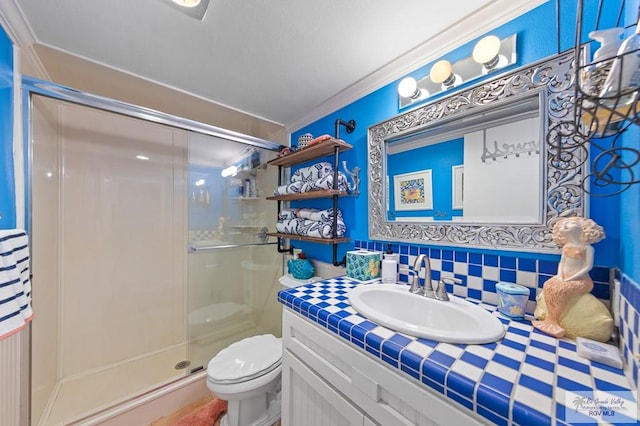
[0,229,32,340]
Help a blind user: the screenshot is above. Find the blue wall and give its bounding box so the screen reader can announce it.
[619,0,640,283]
[291,0,637,280]
[0,26,13,229]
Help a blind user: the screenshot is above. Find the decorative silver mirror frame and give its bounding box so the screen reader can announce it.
[368,52,584,252]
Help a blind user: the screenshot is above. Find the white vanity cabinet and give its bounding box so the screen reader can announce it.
[281,309,487,426]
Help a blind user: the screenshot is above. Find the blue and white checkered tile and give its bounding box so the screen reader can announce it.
[619,272,640,389]
[189,229,217,241]
[353,240,612,306]
[278,276,637,426]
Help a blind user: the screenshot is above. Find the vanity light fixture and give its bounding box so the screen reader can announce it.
[397,33,517,109]
[168,0,210,20]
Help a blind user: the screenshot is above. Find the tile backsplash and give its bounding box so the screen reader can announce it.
[618,272,640,388]
[354,241,611,313]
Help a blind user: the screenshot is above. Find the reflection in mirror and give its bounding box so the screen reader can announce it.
[369,52,586,252]
[386,95,542,224]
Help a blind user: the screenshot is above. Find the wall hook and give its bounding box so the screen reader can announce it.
[342,161,360,196]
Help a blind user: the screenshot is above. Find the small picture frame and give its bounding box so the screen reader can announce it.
[452,165,464,210]
[393,170,433,211]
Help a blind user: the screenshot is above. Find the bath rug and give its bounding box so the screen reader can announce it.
[174,397,227,426]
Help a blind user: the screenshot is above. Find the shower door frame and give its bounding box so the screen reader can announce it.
[21,76,283,424]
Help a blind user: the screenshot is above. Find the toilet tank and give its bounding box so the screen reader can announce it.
[278,274,322,289]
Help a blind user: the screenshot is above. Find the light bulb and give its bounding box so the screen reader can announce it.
[473,35,505,71]
[398,77,420,99]
[171,0,201,7]
[430,60,460,87]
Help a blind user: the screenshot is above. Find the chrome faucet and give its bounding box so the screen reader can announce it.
[409,254,435,298]
[409,254,456,301]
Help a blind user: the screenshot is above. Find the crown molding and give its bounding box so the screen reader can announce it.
[0,1,49,80]
[0,0,36,46]
[284,0,548,133]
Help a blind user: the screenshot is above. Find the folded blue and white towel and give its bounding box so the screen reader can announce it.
[275,208,346,238]
[274,181,304,196]
[0,229,32,341]
[278,209,300,220]
[291,162,334,183]
[274,172,348,196]
[275,218,346,239]
[300,173,348,193]
[296,208,343,223]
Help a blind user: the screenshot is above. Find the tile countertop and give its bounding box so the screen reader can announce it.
[277,277,638,426]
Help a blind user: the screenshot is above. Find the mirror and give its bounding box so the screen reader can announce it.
[368,52,585,252]
[386,95,542,224]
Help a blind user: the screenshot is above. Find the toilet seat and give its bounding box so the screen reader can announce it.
[207,334,282,384]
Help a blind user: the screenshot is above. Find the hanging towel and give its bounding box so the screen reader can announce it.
[0,229,32,340]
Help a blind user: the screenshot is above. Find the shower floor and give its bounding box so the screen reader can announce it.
[35,321,266,425]
[36,345,187,426]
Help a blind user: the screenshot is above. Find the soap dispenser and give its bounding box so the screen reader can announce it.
[381,244,398,284]
[590,28,624,64]
[599,19,640,105]
[583,27,624,97]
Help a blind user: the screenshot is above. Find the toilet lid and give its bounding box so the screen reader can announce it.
[207,334,282,383]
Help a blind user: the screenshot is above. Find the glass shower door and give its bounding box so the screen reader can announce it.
[186,133,282,372]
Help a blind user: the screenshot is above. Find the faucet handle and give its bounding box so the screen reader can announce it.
[408,270,421,294]
[435,281,450,301]
[436,277,462,301]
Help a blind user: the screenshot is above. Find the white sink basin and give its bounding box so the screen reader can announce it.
[348,284,506,344]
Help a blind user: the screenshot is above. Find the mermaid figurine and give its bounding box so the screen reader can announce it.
[532,217,605,338]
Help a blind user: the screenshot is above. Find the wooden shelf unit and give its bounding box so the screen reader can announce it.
[266,233,350,244]
[267,138,352,167]
[268,136,353,256]
[267,189,350,201]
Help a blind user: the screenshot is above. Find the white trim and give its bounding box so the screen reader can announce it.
[0,0,36,46]
[0,1,52,80]
[284,0,548,132]
[452,165,464,211]
[12,45,23,229]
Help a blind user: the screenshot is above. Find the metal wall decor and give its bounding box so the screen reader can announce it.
[547,0,639,197]
[368,52,584,252]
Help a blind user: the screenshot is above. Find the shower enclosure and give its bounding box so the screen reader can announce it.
[26,83,283,425]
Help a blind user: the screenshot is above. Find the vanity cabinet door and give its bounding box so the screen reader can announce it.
[282,349,366,426]
[282,309,486,426]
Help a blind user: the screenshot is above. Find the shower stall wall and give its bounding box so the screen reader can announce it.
[29,92,282,425]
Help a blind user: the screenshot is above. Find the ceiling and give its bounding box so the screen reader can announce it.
[6,0,544,129]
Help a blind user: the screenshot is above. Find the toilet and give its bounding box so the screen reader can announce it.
[206,274,320,426]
